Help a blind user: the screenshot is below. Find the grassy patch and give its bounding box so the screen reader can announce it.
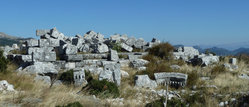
[186,71,200,87]
[211,64,227,75]
[56,101,83,107]
[83,79,120,98]
[146,97,186,107]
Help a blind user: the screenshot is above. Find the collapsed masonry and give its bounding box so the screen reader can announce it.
[3,28,225,89]
[173,46,220,66]
[6,28,160,86]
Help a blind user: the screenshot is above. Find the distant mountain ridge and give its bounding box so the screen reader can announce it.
[0,32,32,46]
[193,46,249,56]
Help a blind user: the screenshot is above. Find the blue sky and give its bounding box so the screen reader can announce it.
[0,0,249,46]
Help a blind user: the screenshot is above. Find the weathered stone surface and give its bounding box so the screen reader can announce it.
[82,53,108,59]
[36,29,50,36]
[170,65,181,70]
[239,74,249,80]
[53,61,66,70]
[39,39,50,47]
[75,60,103,67]
[130,59,149,68]
[189,54,219,66]
[83,65,103,75]
[65,44,77,55]
[93,43,109,53]
[73,68,87,86]
[0,80,15,91]
[128,55,138,61]
[44,52,56,62]
[50,28,65,39]
[154,72,188,87]
[200,55,219,66]
[65,54,83,62]
[41,34,50,39]
[121,43,133,52]
[134,38,147,49]
[34,75,51,84]
[26,39,39,47]
[173,47,199,61]
[27,47,56,62]
[101,61,116,66]
[78,44,90,52]
[47,38,60,47]
[72,37,85,48]
[121,70,129,78]
[229,58,237,65]
[125,37,136,47]
[108,49,119,61]
[135,75,157,89]
[99,63,121,86]
[84,31,104,43]
[15,55,32,62]
[23,62,58,74]
[118,60,130,67]
[65,62,76,69]
[12,44,19,49]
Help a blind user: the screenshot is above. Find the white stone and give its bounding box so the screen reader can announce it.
[0,80,15,91]
[135,75,157,89]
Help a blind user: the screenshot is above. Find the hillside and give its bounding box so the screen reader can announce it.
[0,32,21,46]
[0,32,32,46]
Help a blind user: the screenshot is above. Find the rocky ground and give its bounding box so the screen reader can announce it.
[0,28,249,107]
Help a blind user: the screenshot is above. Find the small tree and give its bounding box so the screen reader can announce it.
[0,49,8,73]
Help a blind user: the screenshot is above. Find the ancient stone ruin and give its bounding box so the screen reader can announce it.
[5,28,161,87]
[2,27,228,89]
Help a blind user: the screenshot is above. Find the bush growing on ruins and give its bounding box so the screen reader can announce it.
[211,65,226,75]
[56,101,83,107]
[110,42,122,52]
[59,69,74,84]
[146,97,186,107]
[83,79,120,98]
[0,49,8,73]
[148,42,174,60]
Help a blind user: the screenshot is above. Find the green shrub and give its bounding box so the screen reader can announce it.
[59,69,74,84]
[83,79,119,98]
[84,71,93,82]
[56,101,83,107]
[110,42,122,52]
[0,49,8,73]
[187,71,199,87]
[148,42,174,60]
[146,97,186,107]
[211,65,226,75]
[184,92,206,106]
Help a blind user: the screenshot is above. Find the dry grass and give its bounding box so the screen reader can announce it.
[213,73,249,93]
